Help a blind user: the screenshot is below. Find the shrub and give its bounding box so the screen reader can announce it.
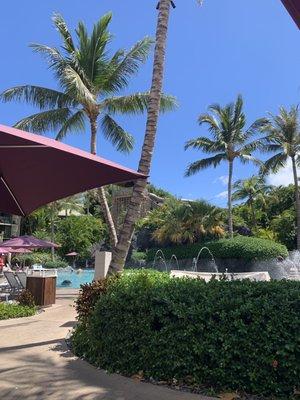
[44,260,68,269]
[17,289,35,308]
[75,276,118,323]
[72,270,300,398]
[12,251,52,267]
[146,236,288,262]
[0,302,36,320]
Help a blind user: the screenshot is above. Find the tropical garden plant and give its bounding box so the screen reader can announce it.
[0,12,176,248]
[184,95,267,237]
[232,176,272,228]
[260,106,300,249]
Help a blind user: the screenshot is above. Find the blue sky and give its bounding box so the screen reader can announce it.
[0,0,299,205]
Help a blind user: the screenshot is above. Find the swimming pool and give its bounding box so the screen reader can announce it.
[56,269,94,288]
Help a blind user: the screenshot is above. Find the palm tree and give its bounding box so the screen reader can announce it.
[184,95,267,238]
[260,106,300,248]
[0,13,176,247]
[232,176,272,227]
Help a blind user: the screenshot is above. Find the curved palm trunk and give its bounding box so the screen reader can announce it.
[90,117,118,247]
[291,156,300,249]
[228,160,234,238]
[109,0,171,273]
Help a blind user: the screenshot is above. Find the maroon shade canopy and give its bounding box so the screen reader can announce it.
[281,0,300,28]
[0,247,32,254]
[1,235,59,249]
[0,124,146,216]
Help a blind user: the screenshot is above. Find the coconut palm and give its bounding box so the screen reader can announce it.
[232,176,272,227]
[0,13,176,247]
[184,95,267,238]
[260,106,300,248]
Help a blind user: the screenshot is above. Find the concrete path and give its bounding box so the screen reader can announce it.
[0,289,216,400]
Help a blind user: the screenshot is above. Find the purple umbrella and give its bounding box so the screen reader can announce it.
[0,247,32,254]
[1,235,59,249]
[66,252,78,257]
[281,0,300,28]
[0,124,146,216]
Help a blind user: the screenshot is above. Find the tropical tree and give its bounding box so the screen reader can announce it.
[260,106,300,248]
[0,13,176,247]
[232,176,272,227]
[184,95,267,238]
[109,0,197,273]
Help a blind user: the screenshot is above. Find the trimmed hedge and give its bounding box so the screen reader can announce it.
[146,236,288,262]
[0,303,36,320]
[72,270,300,398]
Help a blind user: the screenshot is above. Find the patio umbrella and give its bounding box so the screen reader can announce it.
[66,252,78,268]
[0,235,59,249]
[281,0,300,28]
[0,247,32,254]
[0,124,146,216]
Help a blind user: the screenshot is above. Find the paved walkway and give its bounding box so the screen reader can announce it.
[0,289,216,400]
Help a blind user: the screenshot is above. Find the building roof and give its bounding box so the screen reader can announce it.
[281,0,300,29]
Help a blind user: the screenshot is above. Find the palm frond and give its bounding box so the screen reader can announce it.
[99,37,153,93]
[0,85,77,109]
[239,154,262,167]
[101,114,134,153]
[52,13,75,53]
[185,153,227,177]
[13,108,72,133]
[184,137,225,153]
[261,153,288,175]
[102,92,177,115]
[55,110,86,140]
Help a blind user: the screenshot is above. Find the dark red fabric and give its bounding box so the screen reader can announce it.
[281,0,300,28]
[0,124,146,215]
[0,235,59,249]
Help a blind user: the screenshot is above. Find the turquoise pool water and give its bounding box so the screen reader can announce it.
[57,269,94,288]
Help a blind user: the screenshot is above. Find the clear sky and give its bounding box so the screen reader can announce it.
[0,0,299,205]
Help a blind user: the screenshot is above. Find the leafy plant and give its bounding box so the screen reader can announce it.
[72,270,300,398]
[0,302,36,320]
[44,260,68,269]
[146,236,288,261]
[17,289,36,308]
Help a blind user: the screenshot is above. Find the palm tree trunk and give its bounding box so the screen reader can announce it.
[109,0,171,273]
[89,116,118,247]
[228,160,234,238]
[291,156,300,249]
[250,199,256,228]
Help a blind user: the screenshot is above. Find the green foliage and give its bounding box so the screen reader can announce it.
[17,289,36,308]
[146,236,288,262]
[12,251,53,266]
[270,209,296,250]
[72,270,300,398]
[44,260,68,269]
[131,251,147,262]
[75,276,118,323]
[0,302,36,320]
[55,215,106,259]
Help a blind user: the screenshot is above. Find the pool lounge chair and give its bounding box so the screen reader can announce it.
[3,271,23,294]
[15,271,27,289]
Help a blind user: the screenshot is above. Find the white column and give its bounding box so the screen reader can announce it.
[94,251,112,280]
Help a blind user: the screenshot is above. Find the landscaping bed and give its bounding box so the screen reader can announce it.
[72,270,299,399]
[0,302,36,320]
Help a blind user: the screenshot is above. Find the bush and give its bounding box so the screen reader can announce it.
[12,251,53,267]
[44,260,68,269]
[75,276,118,323]
[72,270,300,398]
[146,236,288,262]
[17,290,35,307]
[0,302,36,320]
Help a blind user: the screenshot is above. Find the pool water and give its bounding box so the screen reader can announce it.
[57,269,94,288]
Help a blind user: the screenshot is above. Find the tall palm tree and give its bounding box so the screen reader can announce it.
[108,0,174,273]
[232,176,272,227]
[184,95,267,238]
[0,13,176,247]
[260,106,300,248]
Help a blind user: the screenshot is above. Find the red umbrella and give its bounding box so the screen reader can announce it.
[281,0,300,28]
[1,235,59,249]
[0,247,32,254]
[0,124,146,216]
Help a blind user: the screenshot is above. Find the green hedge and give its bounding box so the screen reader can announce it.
[0,303,36,320]
[72,270,300,398]
[146,236,288,262]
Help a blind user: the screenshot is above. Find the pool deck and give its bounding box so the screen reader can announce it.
[0,288,216,400]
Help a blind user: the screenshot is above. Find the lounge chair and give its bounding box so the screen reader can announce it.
[3,271,23,294]
[15,271,27,289]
